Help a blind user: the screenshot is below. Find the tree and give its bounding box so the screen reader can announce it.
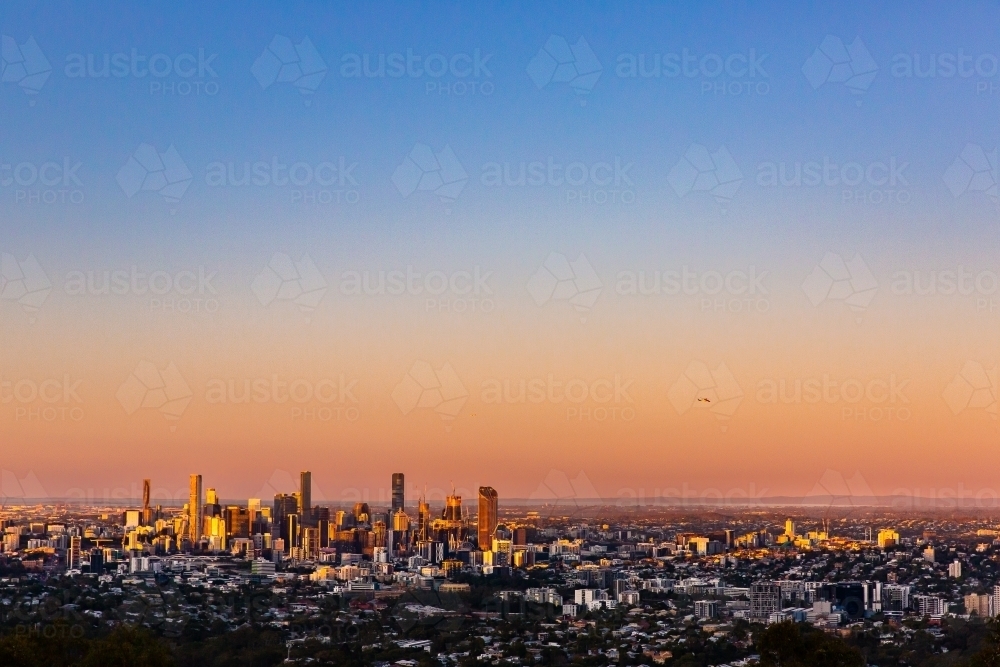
[757,621,863,667]
[80,626,174,667]
[970,620,1000,667]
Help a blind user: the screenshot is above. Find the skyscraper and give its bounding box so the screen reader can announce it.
[392,473,405,512]
[478,486,498,550]
[188,474,203,542]
[141,478,151,525]
[273,493,298,542]
[417,494,430,541]
[299,471,312,524]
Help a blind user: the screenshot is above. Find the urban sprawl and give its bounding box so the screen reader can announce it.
[3,473,1000,665]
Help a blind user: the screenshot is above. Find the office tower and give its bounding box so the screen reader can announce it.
[204,488,222,530]
[227,506,250,539]
[417,495,430,541]
[750,582,781,620]
[189,474,203,542]
[354,502,371,524]
[142,479,151,525]
[392,473,405,512]
[443,493,462,522]
[478,486,498,550]
[883,584,911,612]
[949,560,962,578]
[273,493,298,544]
[334,510,347,530]
[248,498,261,521]
[302,527,319,559]
[784,518,794,537]
[67,535,82,569]
[87,548,103,575]
[285,514,299,551]
[300,471,312,524]
[392,509,410,532]
[318,518,330,548]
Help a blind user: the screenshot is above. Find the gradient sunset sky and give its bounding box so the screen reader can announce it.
[3,1,1000,505]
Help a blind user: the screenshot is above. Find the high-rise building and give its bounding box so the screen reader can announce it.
[966,592,991,616]
[443,493,462,522]
[226,506,250,539]
[273,493,298,545]
[300,471,312,525]
[750,582,781,620]
[478,486,498,550]
[142,479,152,525]
[784,518,795,537]
[67,535,82,569]
[417,495,430,541]
[392,509,410,532]
[189,474,203,543]
[392,473,405,512]
[949,560,962,578]
[877,529,899,549]
[354,502,371,524]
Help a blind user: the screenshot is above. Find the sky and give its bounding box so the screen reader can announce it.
[2,1,1000,507]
